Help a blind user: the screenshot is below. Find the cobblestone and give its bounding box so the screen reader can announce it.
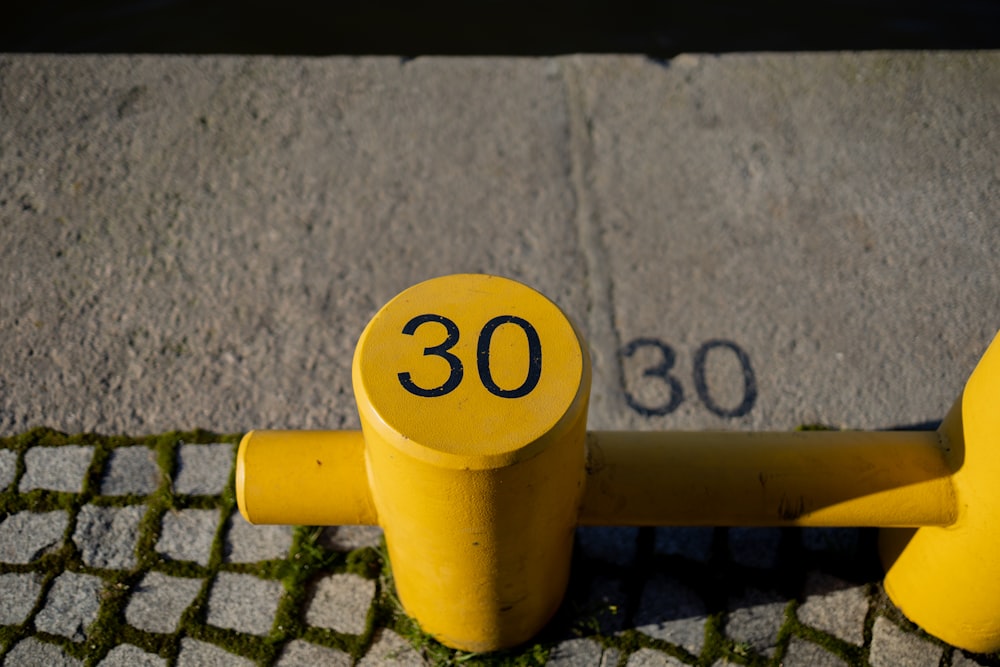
[173,444,234,495]
[725,589,787,657]
[634,573,707,655]
[100,446,160,496]
[801,528,860,556]
[124,571,203,634]
[33,571,104,641]
[868,616,943,667]
[728,528,782,569]
[73,504,145,569]
[304,572,376,635]
[176,638,254,667]
[0,572,43,624]
[0,510,68,563]
[576,526,639,567]
[782,637,848,666]
[155,509,220,565]
[205,571,284,636]
[654,527,713,561]
[357,629,426,666]
[318,525,383,552]
[796,573,868,645]
[625,648,686,666]
[3,431,998,666]
[548,638,620,666]
[0,449,17,491]
[19,445,93,493]
[3,637,82,666]
[224,513,293,562]
[97,643,167,667]
[274,639,352,667]
[548,639,600,666]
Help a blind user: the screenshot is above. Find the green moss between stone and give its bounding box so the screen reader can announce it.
[5,428,1000,666]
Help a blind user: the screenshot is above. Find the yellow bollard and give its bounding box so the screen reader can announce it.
[351,274,590,651]
[236,274,1000,654]
[879,325,1000,654]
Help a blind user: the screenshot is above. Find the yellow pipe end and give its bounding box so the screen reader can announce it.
[236,430,377,526]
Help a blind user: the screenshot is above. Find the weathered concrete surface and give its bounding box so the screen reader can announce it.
[0,52,997,440]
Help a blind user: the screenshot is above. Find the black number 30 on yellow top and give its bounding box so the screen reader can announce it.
[397,313,542,399]
[352,274,590,468]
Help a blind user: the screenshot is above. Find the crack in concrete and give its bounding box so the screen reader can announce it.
[559,57,626,425]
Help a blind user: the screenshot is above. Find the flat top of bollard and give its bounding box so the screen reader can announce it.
[353,274,589,468]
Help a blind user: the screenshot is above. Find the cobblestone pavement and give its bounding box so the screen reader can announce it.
[1,430,997,666]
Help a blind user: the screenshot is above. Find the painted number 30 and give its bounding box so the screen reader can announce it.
[397,314,542,399]
[622,338,757,418]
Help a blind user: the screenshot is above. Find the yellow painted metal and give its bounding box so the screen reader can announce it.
[581,430,955,527]
[880,331,1000,654]
[233,272,999,654]
[352,274,590,651]
[236,430,376,526]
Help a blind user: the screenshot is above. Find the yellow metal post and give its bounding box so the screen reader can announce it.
[880,330,1000,654]
[352,274,590,651]
[234,274,1000,654]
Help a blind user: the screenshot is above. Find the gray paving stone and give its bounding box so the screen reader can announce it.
[100,446,161,495]
[175,638,254,667]
[725,589,787,658]
[357,629,426,667]
[3,636,83,666]
[318,525,384,552]
[125,571,203,634]
[33,570,105,641]
[952,652,991,666]
[796,573,868,645]
[0,510,68,564]
[224,512,293,562]
[654,527,713,562]
[304,572,376,635]
[156,509,220,565]
[781,637,848,667]
[19,445,93,493]
[625,648,686,667]
[73,504,145,569]
[801,529,860,556]
[205,571,283,636]
[576,526,638,567]
[869,616,943,667]
[728,528,781,569]
[97,644,167,667]
[548,638,620,667]
[0,572,44,624]
[0,449,16,491]
[634,573,707,655]
[275,639,351,667]
[601,647,622,667]
[173,443,234,495]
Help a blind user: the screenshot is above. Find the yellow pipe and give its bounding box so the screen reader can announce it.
[238,428,957,528]
[236,430,376,526]
[580,430,956,527]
